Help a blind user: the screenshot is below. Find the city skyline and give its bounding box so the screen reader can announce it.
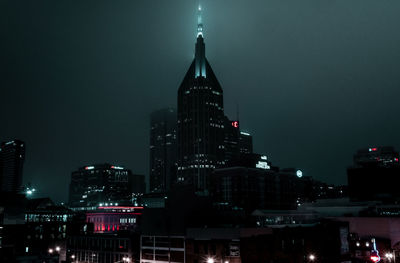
[2,0,400,202]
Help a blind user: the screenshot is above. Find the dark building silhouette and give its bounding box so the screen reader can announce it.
[0,140,25,193]
[177,7,225,194]
[347,146,400,202]
[211,154,303,212]
[223,117,240,163]
[68,163,145,209]
[239,132,253,154]
[149,108,177,193]
[0,197,90,262]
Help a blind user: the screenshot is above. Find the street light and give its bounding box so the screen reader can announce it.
[386,253,394,262]
[48,248,54,254]
[207,258,214,263]
[122,257,130,262]
[308,254,316,261]
[55,246,60,252]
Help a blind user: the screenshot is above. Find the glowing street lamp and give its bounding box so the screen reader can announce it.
[48,248,53,254]
[308,254,316,261]
[385,253,394,261]
[207,258,214,263]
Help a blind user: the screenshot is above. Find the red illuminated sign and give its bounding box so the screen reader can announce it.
[370,256,380,262]
[231,121,239,128]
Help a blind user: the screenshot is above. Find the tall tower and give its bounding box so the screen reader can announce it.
[0,140,25,193]
[177,5,225,194]
[149,108,177,192]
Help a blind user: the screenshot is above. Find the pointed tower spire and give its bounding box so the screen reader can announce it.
[197,5,203,37]
[195,4,206,78]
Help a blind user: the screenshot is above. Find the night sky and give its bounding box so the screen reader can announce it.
[2,0,400,202]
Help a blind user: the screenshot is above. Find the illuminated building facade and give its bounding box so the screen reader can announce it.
[348,146,400,202]
[149,108,177,193]
[86,206,143,233]
[68,163,145,209]
[0,140,25,193]
[177,6,225,194]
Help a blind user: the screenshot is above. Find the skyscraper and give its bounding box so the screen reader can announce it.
[177,6,225,194]
[68,163,145,208]
[223,117,240,163]
[0,140,25,193]
[149,108,177,192]
[239,131,253,154]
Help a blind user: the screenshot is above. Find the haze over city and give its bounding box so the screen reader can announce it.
[2,0,400,202]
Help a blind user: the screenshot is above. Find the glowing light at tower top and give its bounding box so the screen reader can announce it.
[197,5,203,37]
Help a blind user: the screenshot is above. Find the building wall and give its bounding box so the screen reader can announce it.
[67,234,135,263]
[140,235,185,263]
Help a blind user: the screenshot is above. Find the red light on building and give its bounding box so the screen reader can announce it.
[231,121,239,128]
[370,256,380,262]
[370,250,380,262]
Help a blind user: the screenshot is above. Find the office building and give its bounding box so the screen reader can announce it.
[68,163,145,209]
[223,117,240,163]
[239,132,253,154]
[149,108,177,192]
[177,6,225,194]
[211,154,301,211]
[0,140,25,193]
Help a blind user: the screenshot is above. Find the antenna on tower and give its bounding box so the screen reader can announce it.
[236,102,240,123]
[197,3,203,37]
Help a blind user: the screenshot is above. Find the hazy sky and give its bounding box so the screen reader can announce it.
[2,0,400,202]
